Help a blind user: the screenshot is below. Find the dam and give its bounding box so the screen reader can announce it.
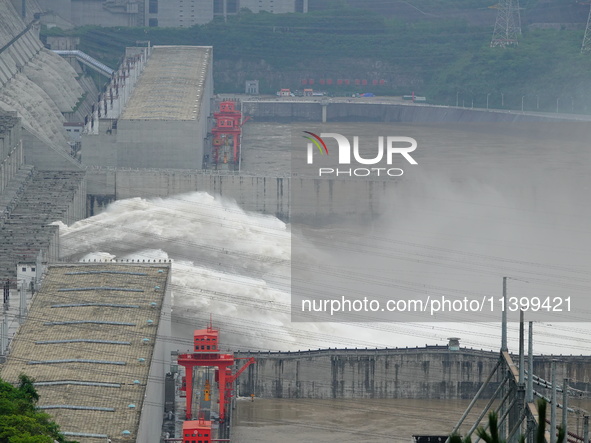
[234,346,591,400]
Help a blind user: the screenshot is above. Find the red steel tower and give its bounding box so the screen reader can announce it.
[178,322,255,422]
[211,101,250,170]
[182,418,213,443]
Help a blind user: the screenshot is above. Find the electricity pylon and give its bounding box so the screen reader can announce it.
[490,0,522,47]
[582,5,591,53]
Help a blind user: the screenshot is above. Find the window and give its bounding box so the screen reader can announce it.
[31,267,35,272]
[22,267,26,272]
[227,0,238,13]
[295,0,304,13]
[213,0,223,13]
[149,0,158,13]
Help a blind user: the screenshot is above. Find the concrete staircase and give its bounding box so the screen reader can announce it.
[0,168,86,283]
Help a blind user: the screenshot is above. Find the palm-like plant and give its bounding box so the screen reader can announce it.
[449,399,566,443]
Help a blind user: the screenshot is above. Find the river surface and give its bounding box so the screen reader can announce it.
[232,397,591,442]
[233,398,478,443]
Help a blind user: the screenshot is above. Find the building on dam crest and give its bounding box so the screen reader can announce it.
[81,46,213,171]
[0,262,172,442]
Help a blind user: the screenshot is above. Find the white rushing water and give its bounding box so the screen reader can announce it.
[57,122,591,355]
[56,192,375,352]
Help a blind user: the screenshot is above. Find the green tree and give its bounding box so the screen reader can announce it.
[0,374,78,443]
[449,399,565,443]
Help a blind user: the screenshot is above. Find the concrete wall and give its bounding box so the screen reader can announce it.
[22,131,82,171]
[86,168,292,219]
[0,112,20,163]
[118,120,204,169]
[137,266,172,442]
[242,101,578,123]
[234,348,591,399]
[83,119,205,169]
[86,168,401,222]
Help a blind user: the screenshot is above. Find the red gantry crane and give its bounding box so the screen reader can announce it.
[177,321,255,422]
[211,101,251,170]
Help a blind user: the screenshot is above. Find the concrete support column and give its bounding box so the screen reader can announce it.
[320,98,329,123]
[18,281,26,324]
[1,313,7,356]
[0,316,4,356]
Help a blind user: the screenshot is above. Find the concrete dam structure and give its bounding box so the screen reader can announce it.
[0,0,86,163]
[235,347,591,400]
[0,2,88,283]
[242,99,586,123]
[86,168,396,222]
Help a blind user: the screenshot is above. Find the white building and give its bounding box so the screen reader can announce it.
[39,0,308,28]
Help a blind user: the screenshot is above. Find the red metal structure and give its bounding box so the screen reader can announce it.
[182,418,212,443]
[211,101,250,169]
[178,322,255,422]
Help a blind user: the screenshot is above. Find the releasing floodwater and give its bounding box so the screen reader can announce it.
[57,121,591,355]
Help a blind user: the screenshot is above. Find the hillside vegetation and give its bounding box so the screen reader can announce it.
[43,3,591,113]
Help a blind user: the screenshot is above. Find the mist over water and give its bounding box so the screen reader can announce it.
[56,122,591,355]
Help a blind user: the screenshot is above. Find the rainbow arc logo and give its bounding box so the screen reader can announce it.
[301,130,418,177]
[302,131,328,155]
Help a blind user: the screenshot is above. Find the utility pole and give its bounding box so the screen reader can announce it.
[582,5,591,53]
[562,378,569,440]
[551,360,557,443]
[527,322,533,403]
[519,310,525,385]
[491,0,521,47]
[502,277,508,352]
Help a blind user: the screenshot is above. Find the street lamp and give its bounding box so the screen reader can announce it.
[501,92,504,107]
[521,95,525,112]
[487,93,491,110]
[456,91,459,107]
[556,97,560,113]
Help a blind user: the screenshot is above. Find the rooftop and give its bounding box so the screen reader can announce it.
[120,46,212,121]
[0,262,171,443]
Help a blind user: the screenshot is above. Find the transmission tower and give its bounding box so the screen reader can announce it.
[490,0,522,47]
[582,5,591,53]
